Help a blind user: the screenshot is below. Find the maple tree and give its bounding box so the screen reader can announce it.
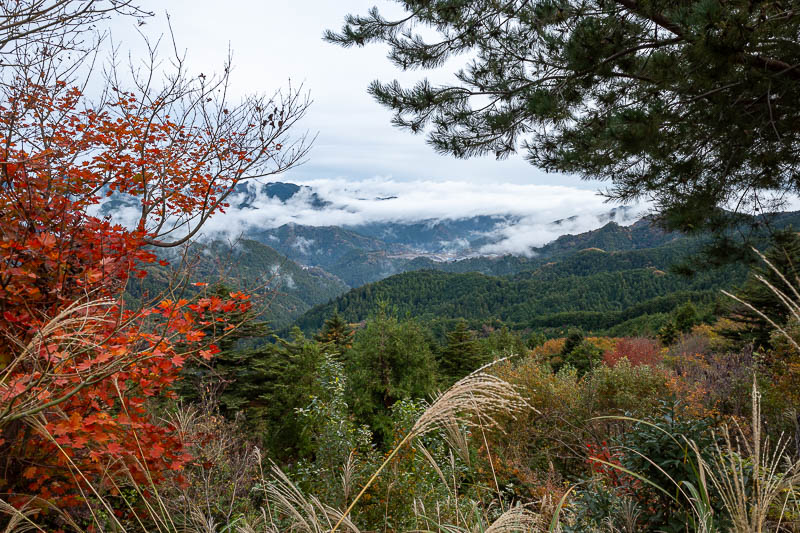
[0,5,311,508]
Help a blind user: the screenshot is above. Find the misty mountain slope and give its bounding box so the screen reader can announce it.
[240,216,672,287]
[196,239,349,329]
[234,181,330,208]
[344,215,513,252]
[245,223,406,271]
[132,239,349,330]
[534,218,684,257]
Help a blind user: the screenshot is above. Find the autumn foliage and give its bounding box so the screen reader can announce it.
[603,337,662,368]
[0,44,308,505]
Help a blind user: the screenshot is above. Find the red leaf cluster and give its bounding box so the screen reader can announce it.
[603,337,663,367]
[0,79,253,506]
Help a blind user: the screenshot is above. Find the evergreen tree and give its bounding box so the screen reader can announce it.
[674,302,699,333]
[176,283,271,404]
[346,305,437,443]
[479,325,527,359]
[725,230,800,348]
[562,329,586,357]
[327,2,800,235]
[438,320,483,382]
[314,310,355,355]
[658,322,679,346]
[553,329,601,375]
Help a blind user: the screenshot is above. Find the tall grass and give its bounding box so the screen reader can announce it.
[1,366,541,532]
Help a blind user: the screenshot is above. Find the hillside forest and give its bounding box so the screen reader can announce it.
[2,2,800,533]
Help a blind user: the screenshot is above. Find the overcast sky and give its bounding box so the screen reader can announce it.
[110,1,604,190]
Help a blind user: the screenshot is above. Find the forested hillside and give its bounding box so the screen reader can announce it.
[133,239,349,330]
[296,244,747,335]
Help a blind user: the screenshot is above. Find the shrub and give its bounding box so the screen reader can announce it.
[615,406,721,532]
[587,359,671,415]
[604,337,662,367]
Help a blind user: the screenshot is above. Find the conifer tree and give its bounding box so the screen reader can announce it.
[726,229,800,348]
[438,320,483,382]
[314,310,355,355]
[674,302,699,333]
[346,305,437,443]
[327,1,800,234]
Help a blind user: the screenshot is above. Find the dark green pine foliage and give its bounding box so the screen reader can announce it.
[438,320,484,383]
[178,305,326,458]
[296,245,746,337]
[674,301,699,333]
[658,321,679,346]
[314,311,355,355]
[551,329,602,375]
[326,1,800,236]
[478,326,528,359]
[725,230,800,348]
[219,329,327,459]
[346,304,437,444]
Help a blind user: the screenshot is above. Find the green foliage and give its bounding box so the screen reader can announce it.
[314,311,354,354]
[178,325,330,460]
[586,359,671,414]
[437,320,484,383]
[296,244,746,336]
[477,325,527,360]
[550,330,603,375]
[563,341,604,376]
[658,321,679,345]
[725,229,800,348]
[562,483,642,533]
[345,305,438,443]
[616,407,721,532]
[674,302,699,333]
[294,355,374,506]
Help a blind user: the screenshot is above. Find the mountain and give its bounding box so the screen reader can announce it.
[293,237,748,336]
[344,215,514,253]
[134,239,349,330]
[532,217,680,257]
[245,223,408,276]
[232,181,330,209]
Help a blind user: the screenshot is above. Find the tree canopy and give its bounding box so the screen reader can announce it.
[326,0,800,232]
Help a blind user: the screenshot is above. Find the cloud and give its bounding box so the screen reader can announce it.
[202,178,624,227]
[478,210,644,256]
[290,236,315,254]
[193,178,648,256]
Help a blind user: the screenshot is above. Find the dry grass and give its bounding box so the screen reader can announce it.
[688,378,800,533]
[329,369,531,533]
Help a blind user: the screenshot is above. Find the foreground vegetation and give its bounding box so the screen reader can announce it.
[8,289,800,531]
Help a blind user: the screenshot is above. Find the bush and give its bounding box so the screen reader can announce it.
[615,406,721,532]
[604,337,662,367]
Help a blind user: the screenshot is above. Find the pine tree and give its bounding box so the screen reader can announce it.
[438,320,483,382]
[674,302,699,333]
[725,230,800,348]
[314,310,355,355]
[327,1,800,236]
[176,283,271,405]
[346,304,437,443]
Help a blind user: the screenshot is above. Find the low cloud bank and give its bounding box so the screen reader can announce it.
[200,178,648,254]
[100,178,649,256]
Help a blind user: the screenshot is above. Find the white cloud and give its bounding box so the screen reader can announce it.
[290,236,315,254]
[196,178,648,255]
[479,210,645,256]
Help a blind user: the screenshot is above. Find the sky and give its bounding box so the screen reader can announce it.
[99,0,637,254]
[109,1,605,189]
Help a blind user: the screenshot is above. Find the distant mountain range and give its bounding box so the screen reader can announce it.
[116,181,800,332]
